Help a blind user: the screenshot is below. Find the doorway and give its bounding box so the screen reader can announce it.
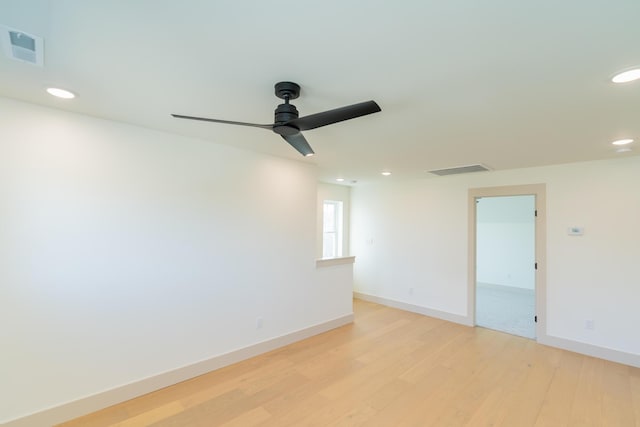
[475,195,535,338]
[468,184,546,341]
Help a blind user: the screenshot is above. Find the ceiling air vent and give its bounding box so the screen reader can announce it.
[0,25,43,66]
[428,164,491,176]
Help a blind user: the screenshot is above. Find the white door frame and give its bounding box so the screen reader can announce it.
[468,184,546,340]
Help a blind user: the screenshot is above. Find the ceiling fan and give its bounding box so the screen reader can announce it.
[172,82,381,157]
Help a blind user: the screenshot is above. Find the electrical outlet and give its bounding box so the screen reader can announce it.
[585,319,594,330]
[256,317,263,329]
[409,287,414,296]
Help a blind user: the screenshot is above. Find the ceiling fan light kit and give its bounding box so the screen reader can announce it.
[172,82,381,156]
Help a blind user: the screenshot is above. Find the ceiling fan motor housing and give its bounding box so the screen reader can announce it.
[273,103,299,135]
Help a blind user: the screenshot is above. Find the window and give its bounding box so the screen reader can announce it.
[322,200,343,258]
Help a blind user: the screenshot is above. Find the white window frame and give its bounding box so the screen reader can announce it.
[322,200,343,259]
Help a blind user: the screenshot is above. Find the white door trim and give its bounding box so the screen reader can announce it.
[468,184,547,341]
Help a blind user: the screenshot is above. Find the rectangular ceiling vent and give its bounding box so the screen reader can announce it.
[0,25,43,66]
[428,164,491,176]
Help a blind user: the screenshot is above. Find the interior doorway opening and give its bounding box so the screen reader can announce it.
[475,195,536,338]
[468,184,546,341]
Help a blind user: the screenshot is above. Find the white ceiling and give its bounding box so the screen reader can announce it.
[1,1,639,184]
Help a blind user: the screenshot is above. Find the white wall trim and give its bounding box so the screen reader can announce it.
[316,256,356,268]
[3,314,354,427]
[353,292,472,326]
[538,334,640,368]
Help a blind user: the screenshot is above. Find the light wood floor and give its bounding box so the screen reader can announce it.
[60,299,640,427]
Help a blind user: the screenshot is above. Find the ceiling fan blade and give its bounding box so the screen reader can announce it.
[171,114,273,130]
[281,133,315,157]
[288,100,381,131]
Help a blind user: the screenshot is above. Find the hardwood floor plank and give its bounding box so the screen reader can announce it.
[259,393,332,427]
[111,402,184,427]
[325,403,377,426]
[534,349,583,427]
[365,378,412,411]
[390,329,515,426]
[462,336,532,426]
[630,370,640,425]
[397,322,473,384]
[568,356,604,426]
[58,406,130,427]
[601,361,635,426]
[498,343,558,426]
[318,338,425,400]
[427,334,526,426]
[218,406,271,427]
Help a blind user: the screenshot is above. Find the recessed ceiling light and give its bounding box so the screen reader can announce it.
[612,69,640,83]
[336,178,345,182]
[616,147,632,153]
[611,138,634,146]
[381,171,391,176]
[46,87,75,99]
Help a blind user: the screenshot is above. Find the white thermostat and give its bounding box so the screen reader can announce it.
[567,227,584,236]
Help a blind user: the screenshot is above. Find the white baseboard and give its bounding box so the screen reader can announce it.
[3,314,354,427]
[353,291,472,326]
[354,291,640,369]
[538,334,640,368]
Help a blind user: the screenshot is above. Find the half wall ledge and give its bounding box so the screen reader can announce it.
[316,256,356,268]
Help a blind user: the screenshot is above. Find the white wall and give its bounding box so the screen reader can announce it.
[352,156,640,357]
[476,195,535,289]
[0,97,353,424]
[316,183,351,258]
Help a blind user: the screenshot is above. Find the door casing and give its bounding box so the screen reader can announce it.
[468,184,546,340]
